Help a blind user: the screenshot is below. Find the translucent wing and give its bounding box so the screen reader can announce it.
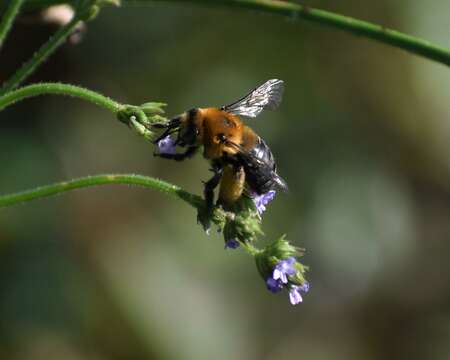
[221,79,284,118]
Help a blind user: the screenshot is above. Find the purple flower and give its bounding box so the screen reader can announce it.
[266,277,283,293]
[224,238,240,250]
[299,282,310,293]
[289,286,303,305]
[273,257,296,284]
[289,282,309,305]
[253,190,276,215]
[157,135,176,155]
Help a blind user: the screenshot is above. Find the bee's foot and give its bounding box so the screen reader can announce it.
[197,207,213,233]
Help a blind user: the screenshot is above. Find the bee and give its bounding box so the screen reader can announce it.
[153,79,288,224]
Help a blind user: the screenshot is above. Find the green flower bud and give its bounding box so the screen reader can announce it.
[77,0,120,22]
[117,105,156,140]
[140,102,167,116]
[78,4,99,21]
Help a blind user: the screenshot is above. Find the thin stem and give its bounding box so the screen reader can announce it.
[0,173,266,261]
[0,10,82,94]
[0,174,203,209]
[7,0,449,66]
[0,173,263,256]
[159,0,450,66]
[0,0,25,50]
[147,0,450,67]
[0,82,121,113]
[11,0,450,66]
[240,241,262,256]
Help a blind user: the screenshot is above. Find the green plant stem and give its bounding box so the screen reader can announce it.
[0,0,25,50]
[0,11,82,95]
[0,82,121,112]
[0,173,264,256]
[9,1,450,65]
[146,0,450,66]
[7,0,449,65]
[0,174,203,209]
[241,241,261,256]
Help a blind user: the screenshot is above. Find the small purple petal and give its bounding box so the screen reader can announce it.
[158,135,176,155]
[289,286,303,305]
[272,257,297,283]
[299,282,310,293]
[253,190,276,215]
[266,277,283,293]
[224,239,240,250]
[273,269,288,284]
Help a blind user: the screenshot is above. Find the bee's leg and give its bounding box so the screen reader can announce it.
[198,165,223,233]
[217,164,245,210]
[204,166,223,210]
[154,146,198,161]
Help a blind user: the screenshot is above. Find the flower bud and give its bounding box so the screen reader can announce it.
[140,102,167,116]
[78,0,120,22]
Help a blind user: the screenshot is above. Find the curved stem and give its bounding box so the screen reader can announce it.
[0,11,82,94]
[147,0,450,66]
[134,0,450,66]
[0,0,25,50]
[240,241,261,256]
[8,0,449,66]
[0,82,121,113]
[0,174,203,209]
[0,173,265,257]
[12,0,450,66]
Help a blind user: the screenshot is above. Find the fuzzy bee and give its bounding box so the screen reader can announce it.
[153,79,288,226]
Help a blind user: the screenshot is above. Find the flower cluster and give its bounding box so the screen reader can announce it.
[266,257,310,305]
[255,235,309,305]
[150,127,310,307]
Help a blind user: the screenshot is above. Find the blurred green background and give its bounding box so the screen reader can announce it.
[1,1,450,359]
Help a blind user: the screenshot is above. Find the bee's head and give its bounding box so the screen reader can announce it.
[153,108,200,146]
[177,108,200,146]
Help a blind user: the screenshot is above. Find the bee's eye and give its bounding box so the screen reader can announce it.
[217,133,227,143]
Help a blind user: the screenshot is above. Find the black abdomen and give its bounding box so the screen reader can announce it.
[238,137,288,195]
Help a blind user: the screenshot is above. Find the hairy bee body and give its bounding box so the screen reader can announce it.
[218,164,246,207]
[183,108,247,159]
[153,79,287,212]
[177,107,280,201]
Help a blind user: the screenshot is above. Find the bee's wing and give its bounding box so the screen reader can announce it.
[221,79,284,118]
[225,139,288,192]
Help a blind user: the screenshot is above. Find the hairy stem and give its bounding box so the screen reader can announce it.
[0,173,265,260]
[0,174,265,256]
[0,82,121,112]
[0,0,25,50]
[8,1,450,66]
[0,174,203,209]
[147,0,450,66]
[0,10,82,94]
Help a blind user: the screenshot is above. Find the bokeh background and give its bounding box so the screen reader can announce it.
[1,1,450,359]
